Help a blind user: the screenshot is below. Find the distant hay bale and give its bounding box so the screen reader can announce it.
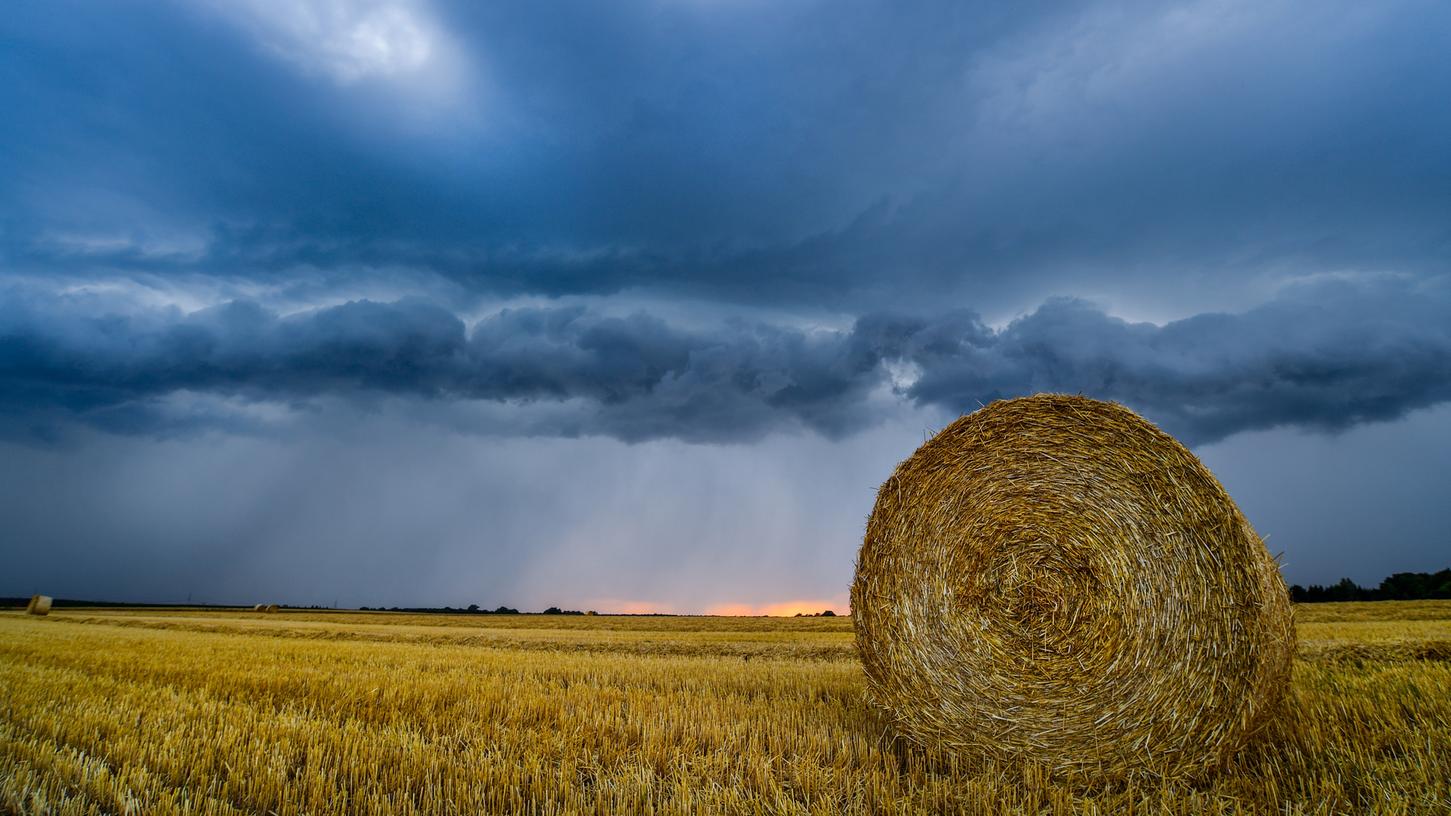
[25,595,52,616]
[253,604,265,612]
[265,604,279,613]
[851,394,1294,781]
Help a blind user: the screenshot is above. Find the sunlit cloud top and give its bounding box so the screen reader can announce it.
[201,0,445,83]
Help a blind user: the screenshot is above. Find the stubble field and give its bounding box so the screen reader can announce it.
[1,602,1449,815]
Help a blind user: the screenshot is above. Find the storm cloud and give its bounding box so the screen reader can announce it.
[4,276,1446,446]
[5,1,1451,316]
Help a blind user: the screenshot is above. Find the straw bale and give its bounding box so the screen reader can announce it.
[851,394,1294,780]
[25,595,52,616]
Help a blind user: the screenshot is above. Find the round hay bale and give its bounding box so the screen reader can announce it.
[265,604,280,613]
[851,394,1294,781]
[25,595,52,616]
[253,604,265,612]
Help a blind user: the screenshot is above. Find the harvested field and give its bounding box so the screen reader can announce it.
[1,602,1449,814]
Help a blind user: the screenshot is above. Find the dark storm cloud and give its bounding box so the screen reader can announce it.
[0,291,882,442]
[4,276,1447,445]
[894,278,1451,444]
[4,1,1451,313]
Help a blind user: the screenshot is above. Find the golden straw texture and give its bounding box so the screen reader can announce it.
[851,394,1295,781]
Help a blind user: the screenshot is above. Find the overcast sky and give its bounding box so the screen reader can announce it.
[2,0,1448,611]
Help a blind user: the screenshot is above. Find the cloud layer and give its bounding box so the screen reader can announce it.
[4,1,1451,316]
[5,276,1446,445]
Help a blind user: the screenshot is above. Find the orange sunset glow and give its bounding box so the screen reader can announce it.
[704,599,849,617]
[588,598,849,616]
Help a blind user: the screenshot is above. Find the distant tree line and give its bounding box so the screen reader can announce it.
[1290,569,1451,603]
[0,598,204,609]
[19,571,1449,614]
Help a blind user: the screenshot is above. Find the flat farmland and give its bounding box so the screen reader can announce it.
[2,602,1449,814]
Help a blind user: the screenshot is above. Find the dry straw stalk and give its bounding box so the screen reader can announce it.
[851,394,1295,781]
[25,595,52,616]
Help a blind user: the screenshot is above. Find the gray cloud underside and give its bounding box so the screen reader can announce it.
[3,276,1446,446]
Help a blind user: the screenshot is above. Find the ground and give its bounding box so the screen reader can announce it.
[1,602,1448,814]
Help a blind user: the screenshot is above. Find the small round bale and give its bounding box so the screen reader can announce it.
[253,604,265,612]
[25,595,53,616]
[851,394,1294,781]
[265,604,279,613]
